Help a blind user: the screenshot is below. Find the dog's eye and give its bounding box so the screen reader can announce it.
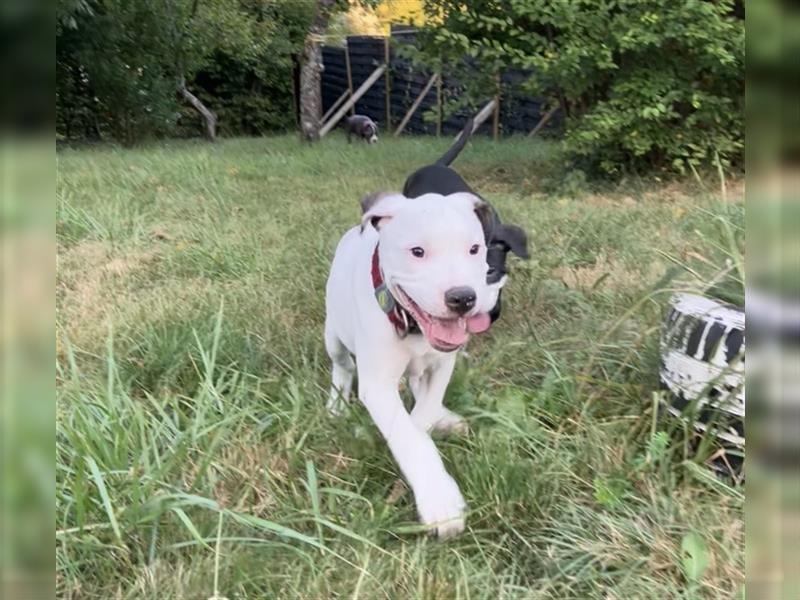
[469,244,480,255]
[410,247,425,258]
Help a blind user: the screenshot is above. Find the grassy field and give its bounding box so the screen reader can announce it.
[57,134,744,599]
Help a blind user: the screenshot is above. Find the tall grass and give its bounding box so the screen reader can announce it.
[57,135,744,598]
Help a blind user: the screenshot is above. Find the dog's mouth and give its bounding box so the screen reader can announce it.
[395,286,491,352]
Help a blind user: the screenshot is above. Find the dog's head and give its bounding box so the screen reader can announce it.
[362,120,378,144]
[361,191,498,351]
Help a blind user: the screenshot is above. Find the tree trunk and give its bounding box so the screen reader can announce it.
[180,81,217,142]
[291,54,301,126]
[299,0,336,141]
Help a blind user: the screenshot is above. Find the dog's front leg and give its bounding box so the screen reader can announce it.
[358,369,466,538]
[410,354,468,435]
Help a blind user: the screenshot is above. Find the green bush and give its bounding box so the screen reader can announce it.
[56,0,315,143]
[57,1,180,143]
[187,54,297,136]
[419,0,744,175]
[183,0,316,137]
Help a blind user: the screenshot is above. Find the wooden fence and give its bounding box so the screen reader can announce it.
[318,30,561,138]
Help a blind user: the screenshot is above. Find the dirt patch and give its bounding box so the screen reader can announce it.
[583,194,640,208]
[551,252,665,292]
[582,177,743,207]
[57,241,161,349]
[640,178,744,204]
[640,182,693,204]
[204,443,291,514]
[725,178,745,203]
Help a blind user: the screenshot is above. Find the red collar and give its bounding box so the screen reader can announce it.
[371,245,416,337]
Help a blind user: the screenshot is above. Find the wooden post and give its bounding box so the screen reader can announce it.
[394,73,439,136]
[321,89,350,124]
[492,73,501,141]
[345,40,355,116]
[528,105,559,137]
[384,37,391,129]
[436,72,442,137]
[319,64,387,138]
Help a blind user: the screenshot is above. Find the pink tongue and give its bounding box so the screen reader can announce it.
[428,320,469,346]
[423,313,492,347]
[467,313,491,333]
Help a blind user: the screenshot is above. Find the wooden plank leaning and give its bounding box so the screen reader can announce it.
[394,73,439,137]
[321,90,350,124]
[528,105,559,138]
[319,64,387,138]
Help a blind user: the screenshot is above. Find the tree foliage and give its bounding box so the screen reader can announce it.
[57,0,315,143]
[418,0,744,174]
[328,0,428,44]
[328,1,384,44]
[188,0,316,137]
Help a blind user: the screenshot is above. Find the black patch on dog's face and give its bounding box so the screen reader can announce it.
[358,191,399,231]
[485,222,529,283]
[360,190,391,214]
[473,201,495,240]
[362,121,377,138]
[489,289,503,322]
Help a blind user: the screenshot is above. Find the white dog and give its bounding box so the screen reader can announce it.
[324,190,502,538]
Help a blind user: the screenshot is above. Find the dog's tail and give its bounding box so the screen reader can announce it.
[435,117,475,166]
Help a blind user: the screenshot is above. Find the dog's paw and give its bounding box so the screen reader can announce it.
[431,409,469,436]
[415,473,466,539]
[413,408,469,436]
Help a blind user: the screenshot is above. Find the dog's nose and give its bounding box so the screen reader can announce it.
[444,286,476,315]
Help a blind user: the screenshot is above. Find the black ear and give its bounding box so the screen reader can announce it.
[360,190,392,214]
[359,192,404,232]
[494,224,529,259]
[474,201,496,241]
